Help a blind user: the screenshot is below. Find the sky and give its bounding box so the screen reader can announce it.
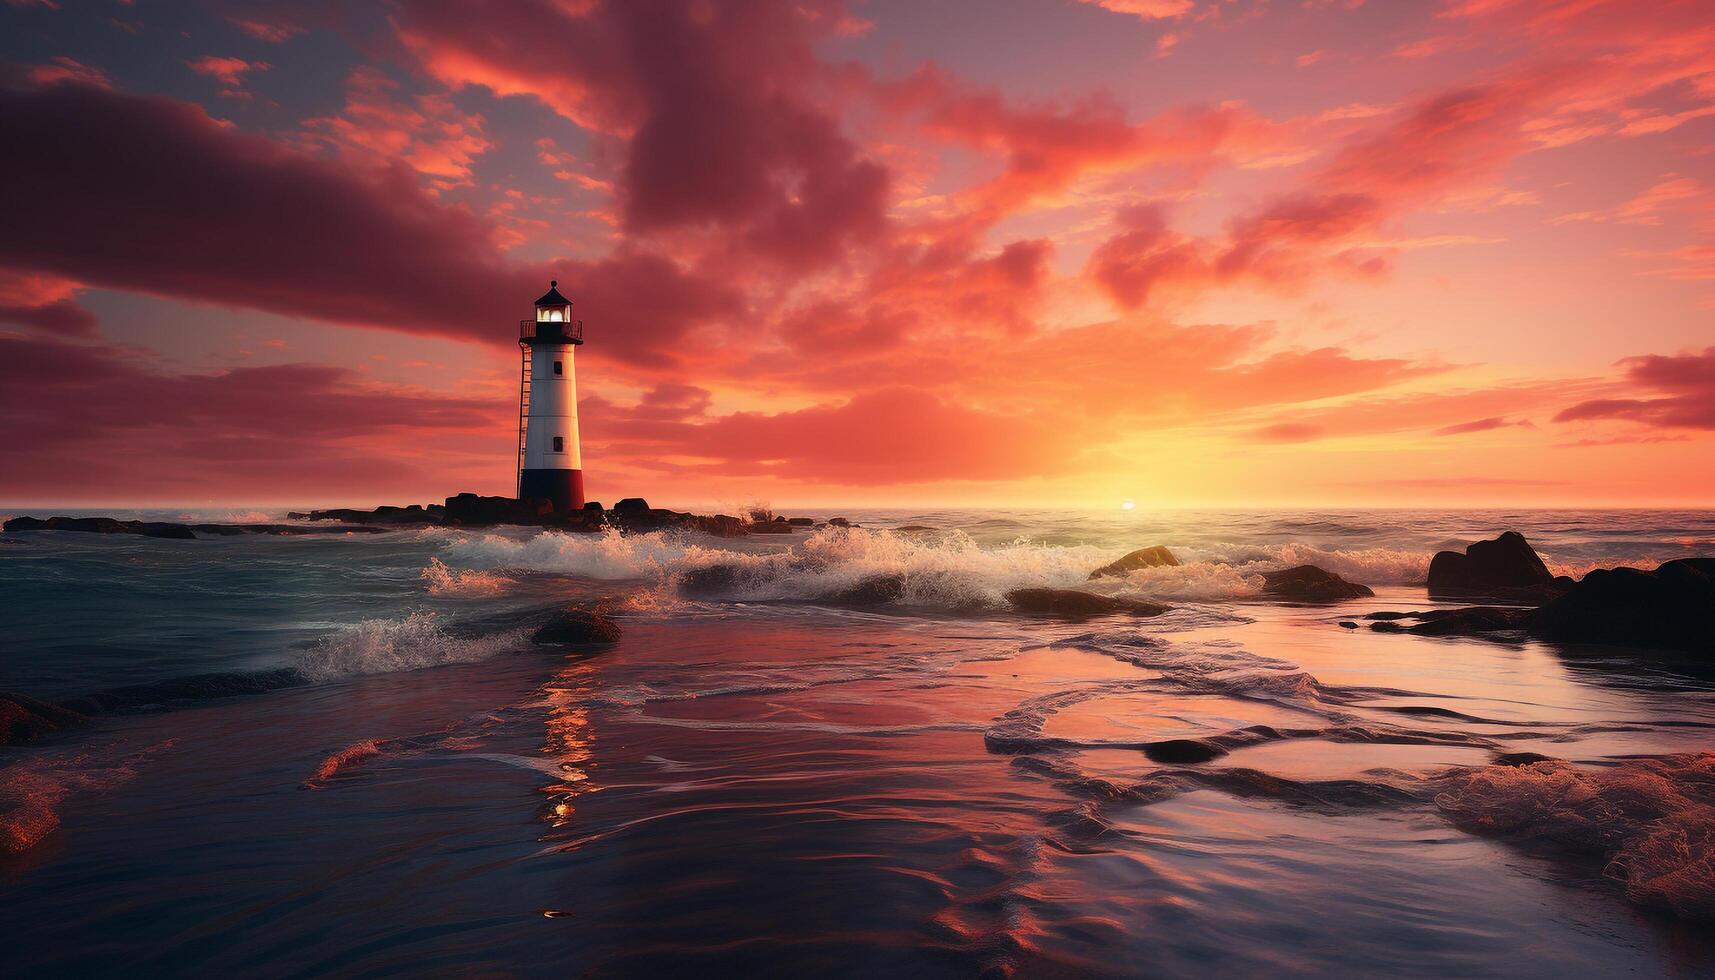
[1,0,1712,510]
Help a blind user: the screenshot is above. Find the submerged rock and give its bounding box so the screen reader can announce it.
[1005,588,1170,619]
[1261,565,1374,602]
[1365,607,1531,637]
[1143,738,1228,764]
[532,608,622,645]
[0,692,88,746]
[1526,558,1715,653]
[1089,546,1179,580]
[1428,531,1556,598]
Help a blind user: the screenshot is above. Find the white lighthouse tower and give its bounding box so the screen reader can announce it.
[517,280,584,511]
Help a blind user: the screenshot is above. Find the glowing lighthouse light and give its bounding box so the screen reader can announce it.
[517,280,585,511]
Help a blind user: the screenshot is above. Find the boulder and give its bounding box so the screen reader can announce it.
[1428,531,1554,597]
[532,608,623,645]
[1526,558,1715,652]
[692,514,750,538]
[828,573,906,607]
[613,497,651,513]
[0,692,88,746]
[1089,546,1179,580]
[827,517,853,527]
[583,501,605,512]
[679,563,746,596]
[1260,565,1374,602]
[1005,588,1170,619]
[787,517,815,526]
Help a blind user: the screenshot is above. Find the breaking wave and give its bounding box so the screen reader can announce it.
[427,527,1460,616]
[420,556,512,597]
[1436,753,1715,920]
[293,612,527,681]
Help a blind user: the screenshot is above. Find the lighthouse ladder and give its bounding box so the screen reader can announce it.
[516,345,531,497]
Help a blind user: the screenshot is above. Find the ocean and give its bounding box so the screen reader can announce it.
[2,508,1713,976]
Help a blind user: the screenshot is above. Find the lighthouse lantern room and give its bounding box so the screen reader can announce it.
[517,280,585,511]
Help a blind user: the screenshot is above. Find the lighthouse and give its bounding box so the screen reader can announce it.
[517,280,584,511]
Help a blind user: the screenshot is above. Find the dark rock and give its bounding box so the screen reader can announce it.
[1428,531,1555,597]
[583,501,604,511]
[827,517,852,527]
[444,493,558,526]
[3,516,196,539]
[532,608,622,645]
[613,497,651,513]
[679,564,746,596]
[773,515,788,523]
[0,692,88,746]
[1260,565,1374,602]
[1089,546,1180,579]
[1363,606,1531,638]
[828,574,906,606]
[1142,738,1228,764]
[747,521,795,534]
[294,504,444,525]
[1526,558,1715,652]
[1338,621,1360,629]
[1005,588,1171,619]
[693,514,750,538]
[787,517,815,526]
[58,667,307,714]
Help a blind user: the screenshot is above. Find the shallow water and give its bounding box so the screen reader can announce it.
[2,509,1713,976]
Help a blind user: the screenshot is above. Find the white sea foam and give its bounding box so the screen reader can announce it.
[424,524,1629,613]
[443,526,701,579]
[420,556,512,597]
[294,611,526,680]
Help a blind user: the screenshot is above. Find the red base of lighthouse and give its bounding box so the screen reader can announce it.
[519,469,585,512]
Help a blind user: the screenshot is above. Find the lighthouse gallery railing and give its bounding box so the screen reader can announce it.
[520,319,584,344]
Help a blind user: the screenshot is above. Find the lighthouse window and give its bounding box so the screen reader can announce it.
[553,436,564,453]
[553,360,563,376]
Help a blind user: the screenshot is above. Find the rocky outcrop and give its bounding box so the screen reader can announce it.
[532,608,623,645]
[3,516,197,539]
[290,504,446,524]
[787,517,815,526]
[0,692,88,746]
[444,493,563,526]
[1005,588,1170,619]
[613,497,651,512]
[1366,607,1531,637]
[5,516,396,537]
[1428,531,1561,598]
[1526,558,1715,652]
[1089,546,1179,580]
[1261,565,1374,602]
[1363,558,1712,653]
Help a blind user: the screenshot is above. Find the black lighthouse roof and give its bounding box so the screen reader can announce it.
[535,280,571,307]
